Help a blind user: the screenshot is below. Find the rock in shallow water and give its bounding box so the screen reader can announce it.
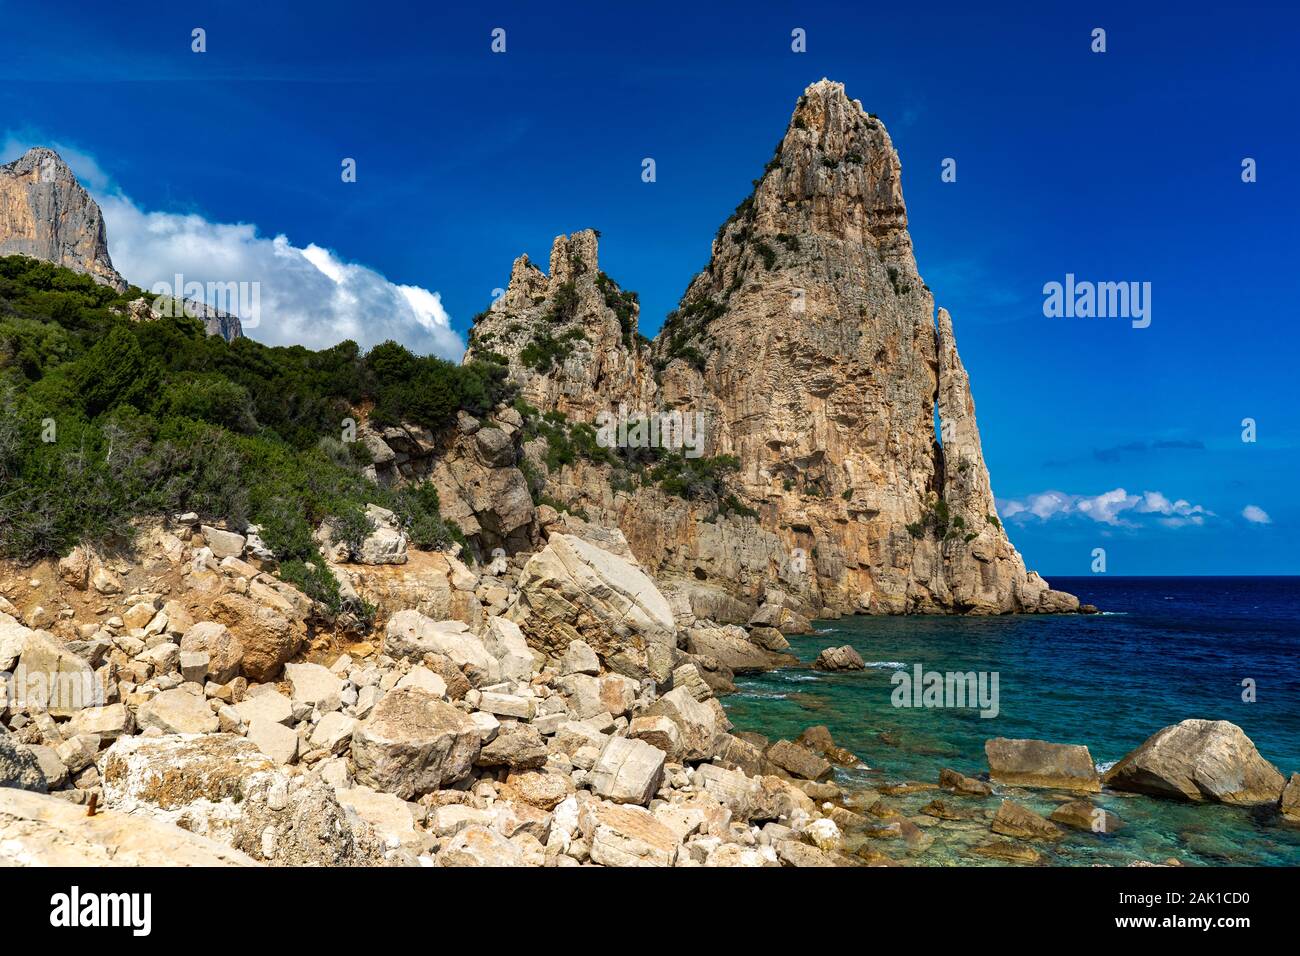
[1102,719,1285,807]
[985,737,1100,792]
[1049,800,1123,834]
[813,645,866,671]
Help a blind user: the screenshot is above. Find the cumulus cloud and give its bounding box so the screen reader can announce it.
[997,488,1213,528]
[98,194,464,359]
[1242,505,1272,525]
[2,133,463,360]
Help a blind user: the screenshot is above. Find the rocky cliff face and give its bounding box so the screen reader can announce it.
[466,79,1077,618]
[0,147,127,292]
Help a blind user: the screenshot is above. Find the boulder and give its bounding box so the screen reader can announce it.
[0,788,257,866]
[180,621,244,685]
[99,734,282,843]
[766,739,833,781]
[12,622,101,716]
[334,786,423,851]
[939,767,993,796]
[748,603,813,634]
[481,616,536,682]
[477,691,536,720]
[705,843,777,867]
[356,505,408,565]
[438,824,524,866]
[310,712,358,755]
[714,734,774,777]
[694,763,763,820]
[508,534,677,682]
[972,840,1042,865]
[670,662,713,701]
[775,839,838,867]
[210,593,301,682]
[794,725,862,766]
[645,686,727,762]
[476,723,547,771]
[627,715,681,757]
[351,688,481,798]
[501,770,574,812]
[63,703,132,741]
[57,547,91,589]
[395,666,447,697]
[588,736,666,805]
[0,735,47,792]
[985,737,1100,792]
[91,566,124,594]
[234,690,293,727]
[230,773,394,866]
[581,801,680,867]
[684,623,796,674]
[747,625,790,652]
[246,717,299,765]
[283,662,343,713]
[1102,719,1286,806]
[136,688,219,735]
[813,645,866,671]
[383,611,499,685]
[560,639,600,676]
[201,525,246,559]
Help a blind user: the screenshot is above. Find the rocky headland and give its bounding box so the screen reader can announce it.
[4,79,1278,869]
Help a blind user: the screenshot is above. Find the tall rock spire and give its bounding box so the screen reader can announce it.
[468,81,1078,617]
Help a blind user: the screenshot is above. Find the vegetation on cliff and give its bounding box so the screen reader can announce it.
[0,256,507,607]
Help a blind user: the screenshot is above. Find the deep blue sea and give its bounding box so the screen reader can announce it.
[723,577,1300,866]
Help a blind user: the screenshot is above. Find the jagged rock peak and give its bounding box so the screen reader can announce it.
[468,228,651,420]
[0,146,128,292]
[548,229,599,286]
[494,229,602,315]
[734,78,911,251]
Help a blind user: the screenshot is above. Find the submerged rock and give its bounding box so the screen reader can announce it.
[990,800,1064,842]
[939,767,993,796]
[1049,800,1123,834]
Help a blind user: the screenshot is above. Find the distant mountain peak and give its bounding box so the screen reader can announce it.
[0,146,127,292]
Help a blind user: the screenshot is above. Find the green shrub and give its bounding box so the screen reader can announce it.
[0,255,490,578]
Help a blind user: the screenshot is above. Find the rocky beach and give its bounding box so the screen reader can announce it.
[3,519,1296,868]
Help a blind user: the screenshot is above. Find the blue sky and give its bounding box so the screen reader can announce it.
[2,1,1296,575]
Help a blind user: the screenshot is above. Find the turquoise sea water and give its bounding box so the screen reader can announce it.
[722,577,1300,866]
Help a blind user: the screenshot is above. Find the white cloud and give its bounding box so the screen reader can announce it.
[997,488,1213,528]
[2,133,464,360]
[1242,505,1272,525]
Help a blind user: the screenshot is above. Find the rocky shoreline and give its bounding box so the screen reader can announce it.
[2,515,1293,867]
[0,516,909,867]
